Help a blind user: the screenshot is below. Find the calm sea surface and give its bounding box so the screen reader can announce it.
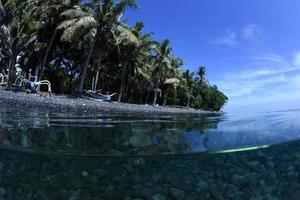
[0,106,300,199]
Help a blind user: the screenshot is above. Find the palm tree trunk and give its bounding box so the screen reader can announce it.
[124,66,133,102]
[39,29,58,81]
[174,86,177,105]
[153,88,161,105]
[187,85,195,108]
[187,95,191,108]
[153,90,158,105]
[145,88,150,104]
[94,58,101,91]
[8,36,19,85]
[78,37,97,94]
[34,52,44,77]
[118,65,129,102]
[163,88,169,106]
[140,92,143,104]
[8,54,16,84]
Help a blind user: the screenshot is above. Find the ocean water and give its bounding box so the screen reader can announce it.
[0,107,300,199]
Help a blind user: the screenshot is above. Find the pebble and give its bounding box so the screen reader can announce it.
[129,134,152,148]
[81,171,89,177]
[152,194,166,200]
[198,180,209,192]
[169,188,185,200]
[0,161,4,171]
[0,187,6,196]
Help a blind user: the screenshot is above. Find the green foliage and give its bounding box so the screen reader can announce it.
[0,0,228,111]
[192,95,203,109]
[195,85,228,111]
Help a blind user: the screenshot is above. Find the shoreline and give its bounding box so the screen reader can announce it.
[0,90,222,115]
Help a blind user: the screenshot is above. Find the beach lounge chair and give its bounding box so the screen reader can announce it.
[85,90,117,102]
[15,74,52,96]
[0,73,8,87]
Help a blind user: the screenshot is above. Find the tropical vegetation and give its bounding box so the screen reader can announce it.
[0,0,228,111]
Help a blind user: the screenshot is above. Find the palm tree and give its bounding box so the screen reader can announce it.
[182,70,195,108]
[117,22,156,102]
[150,39,173,105]
[1,0,25,83]
[30,0,78,81]
[195,66,206,87]
[58,0,138,94]
[161,56,184,106]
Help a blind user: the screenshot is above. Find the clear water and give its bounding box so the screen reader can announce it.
[0,106,300,199]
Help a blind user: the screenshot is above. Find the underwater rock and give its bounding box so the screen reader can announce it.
[1,139,10,145]
[129,134,152,148]
[258,179,266,188]
[133,158,146,166]
[151,173,161,182]
[0,161,4,171]
[287,186,300,200]
[68,191,80,200]
[81,171,89,177]
[232,175,245,186]
[110,149,124,156]
[248,161,261,172]
[0,187,6,196]
[209,186,223,200]
[152,194,166,200]
[112,176,122,184]
[169,188,185,200]
[35,189,49,199]
[197,180,209,192]
[0,129,7,142]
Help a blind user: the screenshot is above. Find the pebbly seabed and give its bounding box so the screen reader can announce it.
[0,90,221,115]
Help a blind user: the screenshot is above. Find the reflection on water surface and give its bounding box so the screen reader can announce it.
[0,107,300,157]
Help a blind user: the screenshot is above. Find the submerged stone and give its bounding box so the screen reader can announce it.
[197,180,209,192]
[129,134,152,148]
[169,188,185,200]
[0,161,4,171]
[0,187,6,196]
[152,194,166,200]
[110,149,124,156]
[81,171,89,177]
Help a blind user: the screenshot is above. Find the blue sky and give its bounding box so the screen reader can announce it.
[85,0,300,113]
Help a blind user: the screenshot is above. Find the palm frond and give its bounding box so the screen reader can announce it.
[165,78,180,85]
[57,18,78,30]
[60,8,89,18]
[116,25,139,45]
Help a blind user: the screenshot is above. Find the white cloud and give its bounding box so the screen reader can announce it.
[242,24,259,39]
[251,54,285,64]
[213,24,260,48]
[213,30,238,47]
[215,51,300,112]
[294,51,300,67]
